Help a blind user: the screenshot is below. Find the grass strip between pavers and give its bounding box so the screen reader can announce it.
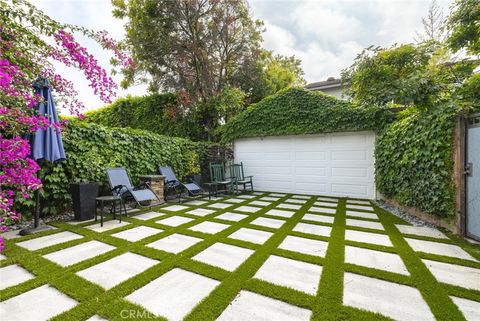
[1,191,479,321]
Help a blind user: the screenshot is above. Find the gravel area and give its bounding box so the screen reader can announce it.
[374,200,437,228]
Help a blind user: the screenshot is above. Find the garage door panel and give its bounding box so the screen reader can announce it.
[331,151,367,161]
[331,183,368,196]
[234,132,376,199]
[295,182,328,194]
[331,167,368,178]
[295,151,327,161]
[295,167,327,176]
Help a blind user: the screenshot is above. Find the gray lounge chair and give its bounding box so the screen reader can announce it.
[159,166,203,202]
[107,167,162,208]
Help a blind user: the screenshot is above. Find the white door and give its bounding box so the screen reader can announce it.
[234,132,376,199]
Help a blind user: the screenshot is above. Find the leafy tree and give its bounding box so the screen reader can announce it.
[234,50,305,103]
[447,0,480,55]
[112,0,262,101]
[341,43,476,110]
[415,0,448,45]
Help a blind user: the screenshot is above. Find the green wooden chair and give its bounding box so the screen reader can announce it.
[229,162,253,193]
[208,163,233,198]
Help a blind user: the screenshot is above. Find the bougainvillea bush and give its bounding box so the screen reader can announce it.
[0,0,133,252]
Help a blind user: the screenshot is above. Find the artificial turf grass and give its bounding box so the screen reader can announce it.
[1,192,479,321]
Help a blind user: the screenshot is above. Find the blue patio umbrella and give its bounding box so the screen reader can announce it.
[21,77,66,234]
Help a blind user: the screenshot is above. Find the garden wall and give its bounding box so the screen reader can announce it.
[28,121,231,216]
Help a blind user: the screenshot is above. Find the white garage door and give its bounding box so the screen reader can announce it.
[234,131,376,199]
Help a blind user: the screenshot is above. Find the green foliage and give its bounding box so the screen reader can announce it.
[219,88,394,142]
[375,103,459,216]
[38,122,210,215]
[81,93,193,138]
[447,0,480,55]
[342,44,476,110]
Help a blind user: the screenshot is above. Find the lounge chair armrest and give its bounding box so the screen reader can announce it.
[111,184,127,195]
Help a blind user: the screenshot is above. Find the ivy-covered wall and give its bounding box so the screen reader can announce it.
[219,87,394,142]
[375,103,459,217]
[26,122,226,215]
[82,93,192,138]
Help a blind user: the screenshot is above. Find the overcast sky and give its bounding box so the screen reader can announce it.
[35,0,453,113]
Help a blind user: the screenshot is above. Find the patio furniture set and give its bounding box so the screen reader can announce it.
[95,163,254,226]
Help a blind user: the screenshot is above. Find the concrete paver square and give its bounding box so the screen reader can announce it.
[77,252,158,289]
[16,231,83,251]
[293,222,331,237]
[346,210,378,220]
[125,268,220,321]
[260,197,280,201]
[422,259,480,291]
[249,200,271,207]
[0,284,77,321]
[193,243,254,271]
[292,195,311,199]
[406,238,476,261]
[43,240,115,267]
[216,212,248,222]
[156,216,194,227]
[189,221,230,234]
[347,204,374,211]
[208,202,233,209]
[346,219,384,230]
[112,226,163,242]
[314,201,337,208]
[279,236,329,257]
[217,290,311,321]
[343,273,435,321]
[451,296,480,321]
[270,193,286,197]
[187,208,216,217]
[224,198,246,204]
[133,211,165,221]
[345,246,409,275]
[86,220,131,233]
[317,197,339,202]
[285,198,307,204]
[310,207,336,214]
[303,213,335,224]
[238,195,256,199]
[266,209,295,218]
[346,230,392,247]
[0,265,35,290]
[147,233,203,254]
[277,203,302,210]
[255,255,322,295]
[251,217,286,229]
[162,205,189,212]
[395,225,448,239]
[229,228,273,244]
[236,206,261,213]
[184,200,208,206]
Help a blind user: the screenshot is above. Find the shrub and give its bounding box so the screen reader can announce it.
[82,93,192,138]
[375,103,459,216]
[33,122,221,215]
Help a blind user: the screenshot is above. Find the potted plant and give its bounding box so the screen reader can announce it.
[70,181,99,221]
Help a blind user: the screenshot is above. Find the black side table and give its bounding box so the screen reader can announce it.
[95,196,126,227]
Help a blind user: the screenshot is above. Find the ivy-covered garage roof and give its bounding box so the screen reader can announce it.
[220,87,394,142]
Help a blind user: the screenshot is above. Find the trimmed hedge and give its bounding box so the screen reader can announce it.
[34,122,228,215]
[219,87,394,142]
[375,104,459,216]
[82,93,191,138]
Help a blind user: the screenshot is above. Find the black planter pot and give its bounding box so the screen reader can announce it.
[70,182,99,221]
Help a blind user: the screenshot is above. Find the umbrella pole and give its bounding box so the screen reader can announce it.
[34,188,40,228]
